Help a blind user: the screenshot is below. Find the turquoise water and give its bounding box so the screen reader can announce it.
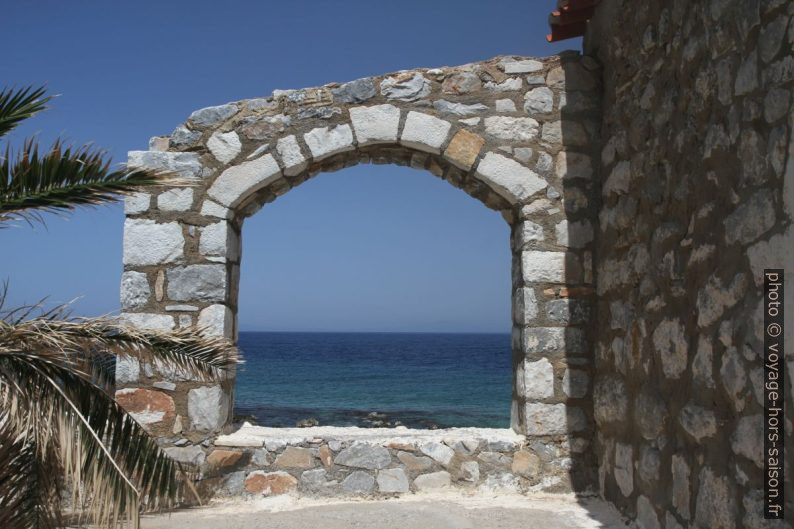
[234,332,512,428]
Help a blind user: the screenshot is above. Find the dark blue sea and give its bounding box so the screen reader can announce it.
[233,332,511,429]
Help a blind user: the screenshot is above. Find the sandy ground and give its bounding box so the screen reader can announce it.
[141,492,629,529]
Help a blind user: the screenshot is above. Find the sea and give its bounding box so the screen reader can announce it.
[233,331,512,429]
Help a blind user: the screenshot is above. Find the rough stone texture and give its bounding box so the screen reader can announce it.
[244,470,298,495]
[400,112,451,154]
[188,385,229,431]
[349,104,400,146]
[587,1,793,523]
[377,468,409,493]
[120,271,150,309]
[167,265,227,302]
[274,446,315,469]
[334,443,391,469]
[207,131,242,163]
[123,219,183,266]
[341,470,375,494]
[443,129,485,170]
[164,445,205,466]
[475,152,547,203]
[207,154,281,207]
[115,388,175,432]
[414,471,451,491]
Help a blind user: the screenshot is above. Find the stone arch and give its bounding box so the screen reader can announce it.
[117,54,600,488]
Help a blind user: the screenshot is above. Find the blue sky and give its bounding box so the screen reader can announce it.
[2,1,580,333]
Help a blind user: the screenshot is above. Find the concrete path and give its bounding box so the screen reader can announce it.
[141,492,628,529]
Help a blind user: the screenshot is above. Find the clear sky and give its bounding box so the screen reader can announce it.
[2,1,580,333]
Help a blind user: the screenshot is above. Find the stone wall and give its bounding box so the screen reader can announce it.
[116,55,603,496]
[586,0,793,527]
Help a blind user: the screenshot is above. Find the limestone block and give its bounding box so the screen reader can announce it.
[546,299,590,325]
[197,304,233,339]
[400,112,451,154]
[397,451,433,472]
[127,151,203,179]
[520,251,571,283]
[380,72,431,101]
[524,87,554,114]
[485,78,523,92]
[512,286,538,324]
[124,192,150,215]
[240,114,291,141]
[341,470,375,494]
[188,103,239,128]
[121,312,175,331]
[349,104,400,146]
[200,200,233,220]
[419,442,454,466]
[331,78,376,103]
[334,443,391,469]
[636,496,660,529]
[443,129,485,170]
[652,318,688,379]
[413,471,451,491]
[304,124,354,161]
[484,116,539,141]
[170,125,201,148]
[555,151,593,180]
[164,445,205,466]
[377,468,409,493]
[157,188,194,212]
[188,385,229,431]
[276,135,307,176]
[671,454,691,520]
[562,369,589,399]
[496,98,517,112]
[524,403,586,435]
[207,131,242,163]
[115,355,140,384]
[460,461,481,482]
[593,375,628,426]
[123,219,184,266]
[678,402,717,441]
[501,59,543,73]
[274,447,315,469]
[207,154,282,208]
[200,220,239,260]
[245,470,298,495]
[120,271,150,310]
[522,358,554,399]
[694,467,737,529]
[433,99,489,116]
[555,219,594,248]
[723,189,776,245]
[207,449,243,469]
[167,264,227,302]
[614,443,634,497]
[475,152,547,204]
[441,72,482,94]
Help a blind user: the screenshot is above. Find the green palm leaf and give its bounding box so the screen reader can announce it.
[0,86,51,138]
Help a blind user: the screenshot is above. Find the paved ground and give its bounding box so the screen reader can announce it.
[141,492,628,529]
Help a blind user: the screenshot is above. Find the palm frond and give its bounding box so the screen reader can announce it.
[0,86,51,138]
[0,139,175,225]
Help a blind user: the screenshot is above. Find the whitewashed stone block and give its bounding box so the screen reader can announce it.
[120,271,150,310]
[157,188,194,212]
[207,131,242,163]
[121,312,175,331]
[124,192,150,215]
[520,251,570,283]
[200,200,233,219]
[349,104,400,146]
[167,264,227,302]
[127,151,203,179]
[123,219,184,266]
[207,154,281,207]
[400,112,452,154]
[484,116,539,141]
[475,152,547,204]
[524,403,586,435]
[188,385,229,431]
[304,124,354,161]
[276,135,307,176]
[200,220,239,260]
[198,304,233,339]
[522,358,554,399]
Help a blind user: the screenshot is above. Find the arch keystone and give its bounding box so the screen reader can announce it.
[349,104,401,146]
